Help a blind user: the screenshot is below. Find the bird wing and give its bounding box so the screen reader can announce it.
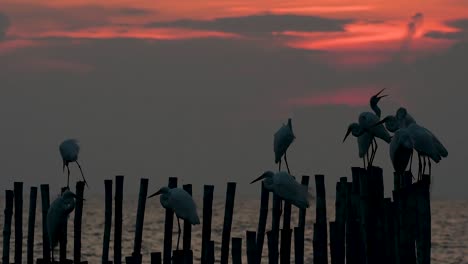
[47,198,68,249]
[60,139,80,161]
[390,130,413,174]
[357,132,373,158]
[274,125,295,163]
[273,172,309,209]
[168,189,200,225]
[360,112,391,143]
[424,128,448,157]
[408,124,441,162]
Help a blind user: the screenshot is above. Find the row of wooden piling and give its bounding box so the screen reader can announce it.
[1,167,431,264]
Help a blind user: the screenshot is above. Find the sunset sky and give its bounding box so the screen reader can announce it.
[0,0,467,198]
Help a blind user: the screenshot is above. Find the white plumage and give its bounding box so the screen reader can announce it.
[390,128,414,175]
[148,187,200,249]
[251,171,309,209]
[274,118,295,173]
[59,139,88,188]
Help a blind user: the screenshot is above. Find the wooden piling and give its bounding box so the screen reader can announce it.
[393,180,416,264]
[246,231,257,264]
[206,241,215,264]
[2,190,14,264]
[27,187,38,264]
[294,227,304,264]
[74,181,86,264]
[115,175,124,264]
[270,194,282,264]
[221,182,237,264]
[415,174,431,264]
[163,177,178,264]
[329,221,337,264]
[14,182,23,264]
[383,198,396,264]
[201,185,214,263]
[313,175,328,264]
[280,228,292,264]
[182,184,193,252]
[232,237,242,264]
[298,175,310,229]
[40,184,51,263]
[256,182,269,263]
[267,231,277,264]
[345,181,359,264]
[334,177,347,264]
[150,252,161,264]
[133,178,149,263]
[103,180,113,264]
[366,167,385,263]
[60,186,69,263]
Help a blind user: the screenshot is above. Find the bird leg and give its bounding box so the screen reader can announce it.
[278,160,282,172]
[284,152,291,174]
[370,138,378,167]
[76,161,89,188]
[363,157,366,169]
[67,165,71,188]
[176,216,182,251]
[422,156,427,181]
[418,153,422,181]
[428,158,432,177]
[409,151,413,172]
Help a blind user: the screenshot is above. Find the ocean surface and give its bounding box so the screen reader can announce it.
[0,197,467,264]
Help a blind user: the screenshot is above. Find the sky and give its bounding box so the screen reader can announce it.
[0,0,467,199]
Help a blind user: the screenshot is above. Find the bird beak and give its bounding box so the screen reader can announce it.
[250,172,268,184]
[374,88,388,100]
[343,128,352,143]
[148,189,162,198]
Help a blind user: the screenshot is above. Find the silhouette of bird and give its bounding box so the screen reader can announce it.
[370,88,388,118]
[274,118,295,174]
[343,123,372,168]
[59,139,88,188]
[250,171,310,209]
[148,187,200,250]
[47,190,83,262]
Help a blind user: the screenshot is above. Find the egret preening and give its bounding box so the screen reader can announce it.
[274,118,295,174]
[59,139,88,188]
[250,171,310,209]
[148,187,200,250]
[47,190,83,262]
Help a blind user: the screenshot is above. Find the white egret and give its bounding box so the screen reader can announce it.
[47,189,83,262]
[148,187,200,250]
[343,123,372,168]
[370,88,388,118]
[59,139,88,188]
[250,171,309,209]
[274,118,295,174]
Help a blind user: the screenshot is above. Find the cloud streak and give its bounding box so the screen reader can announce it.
[0,12,10,41]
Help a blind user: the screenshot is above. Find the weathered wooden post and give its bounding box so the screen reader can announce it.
[383,198,396,264]
[59,186,70,263]
[313,175,328,264]
[150,252,161,264]
[2,190,14,264]
[103,180,113,264]
[256,182,269,263]
[280,193,292,264]
[206,241,215,264]
[132,178,149,264]
[349,168,365,264]
[298,175,310,229]
[74,181,86,264]
[333,177,347,264]
[27,186,38,264]
[14,182,23,264]
[163,177,178,264]
[366,166,385,263]
[294,226,304,264]
[232,237,242,264]
[40,184,51,263]
[220,182,237,264]
[415,174,431,264]
[246,231,257,264]
[329,221,337,264]
[115,175,124,264]
[269,194,282,264]
[201,185,214,263]
[183,184,193,253]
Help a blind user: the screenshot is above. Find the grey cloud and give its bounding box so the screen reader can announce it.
[0,12,10,41]
[400,13,424,52]
[145,14,353,34]
[118,7,155,16]
[425,18,468,40]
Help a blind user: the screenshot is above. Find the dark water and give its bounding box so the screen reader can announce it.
[0,198,467,264]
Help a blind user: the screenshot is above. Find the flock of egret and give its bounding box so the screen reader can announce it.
[47,89,447,260]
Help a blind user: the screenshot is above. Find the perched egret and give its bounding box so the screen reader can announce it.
[390,128,414,176]
[343,123,372,168]
[395,107,417,128]
[370,88,388,118]
[274,118,295,174]
[148,187,200,250]
[250,171,309,209]
[59,139,88,188]
[47,190,83,262]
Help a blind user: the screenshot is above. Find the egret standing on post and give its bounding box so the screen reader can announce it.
[274,118,295,174]
[148,187,200,250]
[59,139,88,188]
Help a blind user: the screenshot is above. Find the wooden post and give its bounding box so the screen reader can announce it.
[345,181,358,264]
[172,250,184,264]
[2,190,14,264]
[40,184,51,263]
[349,168,365,264]
[357,168,369,264]
[294,227,304,264]
[334,177,347,264]
[415,174,431,264]
[103,180,113,264]
[206,241,215,264]
[60,187,69,263]
[74,181,86,264]
[232,237,242,264]
[27,187,38,264]
[366,167,385,263]
[383,198,396,264]
[329,222,337,264]
[183,184,193,252]
[163,177,178,264]
[115,175,124,264]
[270,194,281,264]
[393,181,416,264]
[246,231,257,264]
[313,175,328,264]
[220,182,237,264]
[201,185,214,263]
[298,175,310,229]
[14,182,23,264]
[280,228,293,264]
[256,182,269,263]
[151,252,161,264]
[133,178,149,263]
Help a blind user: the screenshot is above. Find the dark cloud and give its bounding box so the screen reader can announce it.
[401,13,424,52]
[0,12,10,41]
[425,18,468,41]
[145,14,353,35]
[117,7,155,16]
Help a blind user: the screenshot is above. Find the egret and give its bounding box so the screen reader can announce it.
[148,187,200,250]
[274,118,295,174]
[370,88,388,118]
[47,189,83,262]
[390,128,414,176]
[395,107,417,128]
[250,171,309,209]
[343,123,372,168]
[59,139,88,188]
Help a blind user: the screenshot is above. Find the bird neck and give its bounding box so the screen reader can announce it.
[371,103,382,118]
